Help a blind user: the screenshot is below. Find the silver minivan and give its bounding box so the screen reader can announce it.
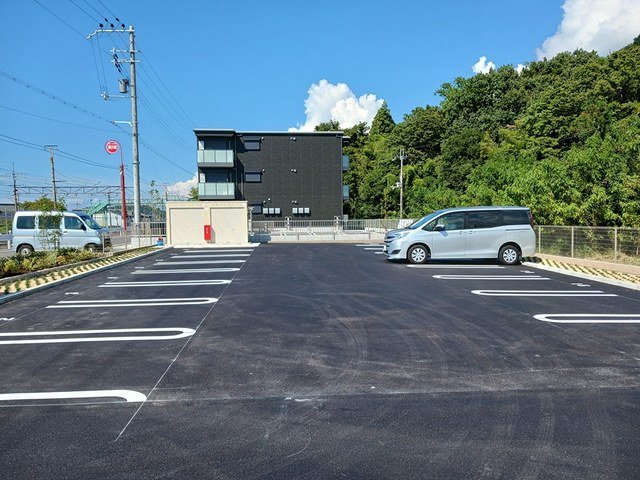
[384,206,536,265]
[12,211,111,255]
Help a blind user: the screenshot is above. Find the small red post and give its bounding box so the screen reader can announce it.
[204,225,212,240]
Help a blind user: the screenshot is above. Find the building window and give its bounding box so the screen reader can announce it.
[243,137,262,151]
[244,171,262,183]
[249,203,263,214]
[203,138,232,150]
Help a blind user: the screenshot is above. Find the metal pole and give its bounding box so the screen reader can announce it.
[129,26,141,228]
[120,149,127,232]
[571,226,575,258]
[12,164,19,210]
[44,145,59,209]
[399,148,405,220]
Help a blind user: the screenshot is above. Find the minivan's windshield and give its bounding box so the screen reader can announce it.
[77,214,102,230]
[407,211,441,229]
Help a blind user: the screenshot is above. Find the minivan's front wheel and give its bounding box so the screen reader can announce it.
[499,245,520,265]
[84,243,99,253]
[407,245,429,264]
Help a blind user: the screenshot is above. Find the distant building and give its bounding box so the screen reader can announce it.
[194,129,349,220]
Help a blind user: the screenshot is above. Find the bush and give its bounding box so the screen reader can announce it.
[0,248,101,279]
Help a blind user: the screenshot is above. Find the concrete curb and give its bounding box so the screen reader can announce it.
[522,261,640,292]
[0,247,168,305]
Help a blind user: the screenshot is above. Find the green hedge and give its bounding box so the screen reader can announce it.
[1,248,100,278]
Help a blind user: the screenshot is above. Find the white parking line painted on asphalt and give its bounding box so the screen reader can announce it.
[100,279,232,287]
[375,252,386,255]
[46,297,218,308]
[155,260,246,265]
[0,327,196,345]
[364,247,384,250]
[534,314,640,324]
[171,254,251,258]
[472,290,617,297]
[0,390,147,403]
[408,265,505,269]
[433,275,550,280]
[181,249,254,253]
[132,268,240,274]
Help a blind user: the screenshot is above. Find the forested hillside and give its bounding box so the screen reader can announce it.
[329,37,640,226]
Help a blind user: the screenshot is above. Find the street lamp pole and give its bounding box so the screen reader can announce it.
[399,148,406,219]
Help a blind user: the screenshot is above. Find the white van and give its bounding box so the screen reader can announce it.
[12,211,111,255]
[383,206,536,265]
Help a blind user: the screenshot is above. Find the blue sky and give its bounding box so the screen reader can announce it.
[1,0,638,206]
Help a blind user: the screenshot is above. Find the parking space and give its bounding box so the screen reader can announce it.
[1,243,639,479]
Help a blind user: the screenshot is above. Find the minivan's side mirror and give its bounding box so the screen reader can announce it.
[81,224,86,231]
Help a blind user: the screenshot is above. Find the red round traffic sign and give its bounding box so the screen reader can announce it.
[105,140,120,154]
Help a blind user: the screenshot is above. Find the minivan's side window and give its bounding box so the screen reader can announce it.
[39,216,60,230]
[436,213,466,231]
[16,216,36,229]
[468,211,500,229]
[502,210,528,225]
[64,216,84,230]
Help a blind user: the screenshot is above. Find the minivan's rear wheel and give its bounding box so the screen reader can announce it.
[407,245,429,264]
[499,245,520,265]
[17,244,34,256]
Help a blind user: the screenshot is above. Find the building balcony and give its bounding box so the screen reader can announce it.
[342,154,350,171]
[197,149,234,167]
[198,182,235,200]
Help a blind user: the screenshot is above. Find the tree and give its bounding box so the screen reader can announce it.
[21,196,66,211]
[188,186,198,201]
[315,120,341,131]
[370,101,395,136]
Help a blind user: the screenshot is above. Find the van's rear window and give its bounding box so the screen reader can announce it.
[502,210,529,225]
[15,216,36,229]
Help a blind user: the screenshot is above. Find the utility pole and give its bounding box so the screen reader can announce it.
[399,148,406,219]
[12,164,19,210]
[44,145,59,209]
[87,24,141,228]
[129,26,141,228]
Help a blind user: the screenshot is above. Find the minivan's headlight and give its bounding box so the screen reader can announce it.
[395,231,410,239]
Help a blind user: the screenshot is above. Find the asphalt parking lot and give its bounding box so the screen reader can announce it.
[1,243,639,479]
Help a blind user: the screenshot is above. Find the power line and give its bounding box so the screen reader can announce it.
[0,104,126,133]
[32,0,86,38]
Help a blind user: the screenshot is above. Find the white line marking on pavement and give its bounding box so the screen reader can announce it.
[132,268,240,274]
[0,327,196,345]
[433,275,550,280]
[134,267,145,269]
[107,276,119,279]
[181,249,254,253]
[571,282,591,287]
[100,279,232,287]
[46,298,218,308]
[534,314,640,324]
[364,247,384,250]
[408,265,505,269]
[0,318,16,322]
[0,390,147,403]
[171,254,250,258]
[355,244,382,247]
[472,290,616,297]
[374,252,386,255]
[64,292,79,295]
[155,260,246,265]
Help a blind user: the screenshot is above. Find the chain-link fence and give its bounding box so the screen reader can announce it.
[536,225,640,264]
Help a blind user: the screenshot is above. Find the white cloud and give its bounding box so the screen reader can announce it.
[166,173,197,197]
[289,79,384,132]
[516,64,526,75]
[536,0,640,60]
[472,56,496,74]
